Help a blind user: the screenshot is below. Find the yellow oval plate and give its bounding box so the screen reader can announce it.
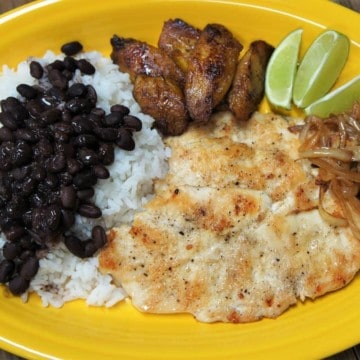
[0,0,359,359]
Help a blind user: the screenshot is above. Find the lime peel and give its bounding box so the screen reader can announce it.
[304,75,360,117]
[265,28,303,110]
[292,29,350,108]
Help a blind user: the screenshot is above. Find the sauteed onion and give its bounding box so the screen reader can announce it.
[296,101,360,239]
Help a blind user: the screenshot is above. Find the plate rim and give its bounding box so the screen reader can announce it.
[0,0,359,359]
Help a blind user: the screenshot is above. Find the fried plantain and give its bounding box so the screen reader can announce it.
[184,24,243,124]
[133,74,189,136]
[110,35,185,86]
[227,40,274,122]
[158,18,201,73]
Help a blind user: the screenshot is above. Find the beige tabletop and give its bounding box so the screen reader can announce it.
[0,0,360,359]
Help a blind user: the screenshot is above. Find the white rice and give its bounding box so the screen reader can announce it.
[0,50,170,307]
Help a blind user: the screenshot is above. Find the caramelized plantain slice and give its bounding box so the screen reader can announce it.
[133,74,189,136]
[110,35,185,86]
[227,40,274,122]
[184,24,243,124]
[158,18,201,73]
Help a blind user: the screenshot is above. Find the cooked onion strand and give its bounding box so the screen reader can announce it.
[298,101,360,239]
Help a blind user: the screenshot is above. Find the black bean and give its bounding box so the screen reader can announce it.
[67,83,87,98]
[53,130,70,143]
[23,118,43,131]
[66,98,92,114]
[29,192,46,208]
[32,127,52,142]
[77,203,101,218]
[14,128,36,143]
[48,205,62,231]
[47,60,65,72]
[18,235,35,250]
[73,169,97,189]
[33,138,53,159]
[48,69,68,90]
[103,112,123,127]
[77,147,99,166]
[16,84,38,100]
[116,128,135,151]
[0,140,15,155]
[8,275,30,295]
[0,127,15,142]
[76,188,94,200]
[11,105,28,125]
[54,142,75,157]
[93,127,118,141]
[55,140,74,155]
[90,107,105,119]
[25,99,45,119]
[0,208,15,226]
[0,111,19,130]
[71,116,93,134]
[58,172,73,186]
[46,86,67,103]
[3,224,26,241]
[11,104,28,123]
[11,141,32,167]
[74,134,98,147]
[44,174,59,189]
[62,69,74,81]
[1,97,21,113]
[67,158,83,175]
[98,142,115,165]
[2,242,21,260]
[3,227,24,243]
[85,85,97,106]
[61,41,83,56]
[31,207,47,234]
[61,209,75,230]
[53,121,73,134]
[19,256,39,280]
[29,61,44,79]
[5,202,24,221]
[0,215,13,230]
[0,155,12,171]
[64,234,86,258]
[92,225,107,249]
[22,177,37,196]
[83,240,97,257]
[0,259,15,283]
[10,165,30,180]
[60,185,77,209]
[22,211,32,228]
[110,104,129,116]
[31,164,46,181]
[40,108,62,124]
[31,205,61,237]
[92,164,110,179]
[46,153,67,173]
[77,59,95,75]
[63,56,78,72]
[19,249,35,261]
[122,115,142,132]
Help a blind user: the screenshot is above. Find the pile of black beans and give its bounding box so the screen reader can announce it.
[0,41,142,295]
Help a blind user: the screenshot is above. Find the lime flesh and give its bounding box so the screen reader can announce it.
[293,30,350,108]
[304,75,360,117]
[265,28,303,110]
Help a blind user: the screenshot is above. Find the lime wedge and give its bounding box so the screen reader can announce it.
[293,29,350,108]
[265,28,303,110]
[304,75,360,117]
